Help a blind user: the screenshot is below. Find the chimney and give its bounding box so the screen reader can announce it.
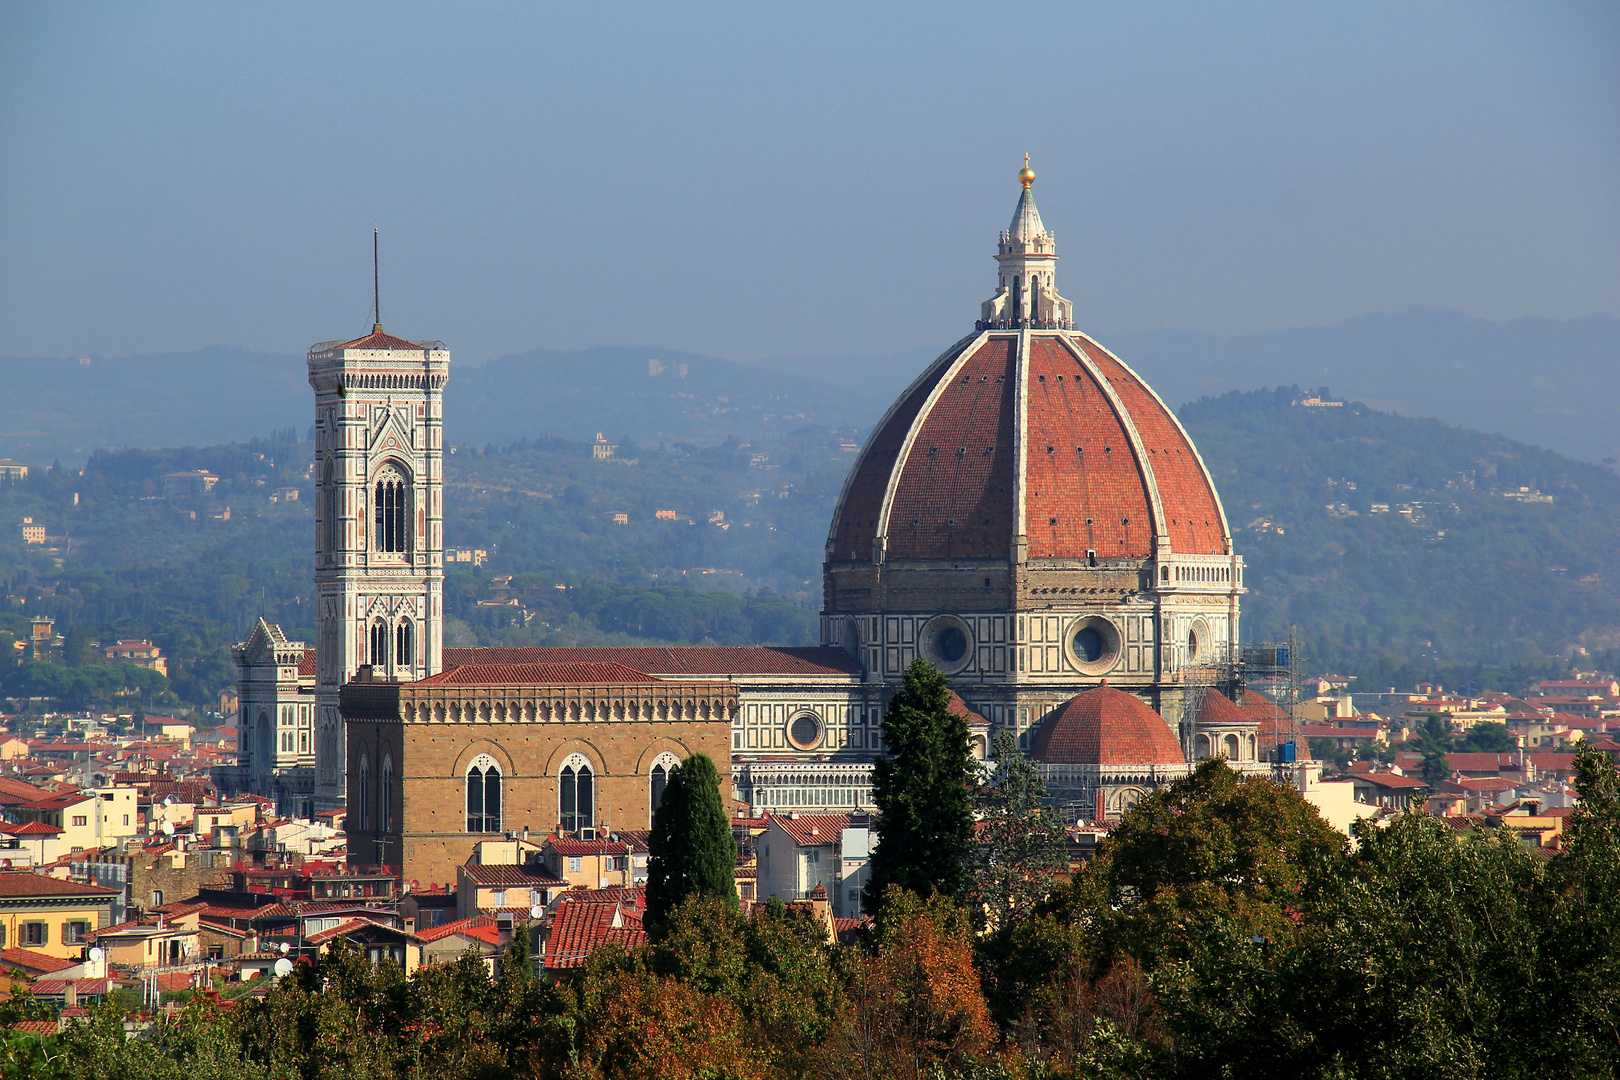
[64,981,77,1010]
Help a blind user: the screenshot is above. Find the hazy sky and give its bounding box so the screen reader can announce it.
[2,2,1615,364]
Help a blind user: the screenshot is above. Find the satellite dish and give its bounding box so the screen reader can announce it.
[273,958,293,978]
[279,942,290,955]
[160,820,175,836]
[88,948,105,963]
[529,904,543,920]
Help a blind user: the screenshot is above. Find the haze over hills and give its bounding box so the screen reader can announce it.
[3,389,1617,713]
[2,309,1615,467]
[759,308,1620,466]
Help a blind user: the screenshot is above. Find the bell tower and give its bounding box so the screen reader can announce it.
[307,292,449,807]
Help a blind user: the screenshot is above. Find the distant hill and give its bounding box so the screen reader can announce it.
[1180,387,1620,678]
[5,308,1613,466]
[1111,309,1620,466]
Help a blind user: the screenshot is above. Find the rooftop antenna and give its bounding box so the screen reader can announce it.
[372,227,382,333]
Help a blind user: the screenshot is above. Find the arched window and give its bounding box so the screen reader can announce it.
[1223,733,1241,760]
[357,755,370,832]
[381,755,394,832]
[466,754,501,833]
[559,753,594,833]
[370,620,390,667]
[373,464,410,554]
[396,620,414,669]
[649,752,681,822]
[257,711,272,767]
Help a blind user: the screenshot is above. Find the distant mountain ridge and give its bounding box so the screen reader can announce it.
[3,308,1614,465]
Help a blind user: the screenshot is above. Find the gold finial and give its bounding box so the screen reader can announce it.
[1018,153,1035,189]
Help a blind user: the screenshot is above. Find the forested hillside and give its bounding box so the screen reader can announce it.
[1181,387,1620,684]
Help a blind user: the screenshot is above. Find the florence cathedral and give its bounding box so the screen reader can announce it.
[233,162,1276,887]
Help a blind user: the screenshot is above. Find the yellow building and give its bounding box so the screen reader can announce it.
[14,787,138,852]
[0,871,119,959]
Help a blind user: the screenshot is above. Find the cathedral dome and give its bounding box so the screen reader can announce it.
[1028,682,1185,766]
[825,166,1230,571]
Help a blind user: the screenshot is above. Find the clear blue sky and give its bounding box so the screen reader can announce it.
[2,1,1615,364]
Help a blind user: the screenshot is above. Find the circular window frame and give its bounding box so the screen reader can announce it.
[785,711,824,751]
[1186,617,1211,666]
[920,614,975,674]
[1064,615,1122,675]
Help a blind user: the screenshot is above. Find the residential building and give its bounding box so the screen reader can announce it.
[20,517,45,545]
[162,470,219,498]
[756,811,872,919]
[103,640,168,677]
[13,787,137,852]
[0,871,119,958]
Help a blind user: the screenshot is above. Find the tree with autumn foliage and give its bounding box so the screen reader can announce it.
[822,885,996,1080]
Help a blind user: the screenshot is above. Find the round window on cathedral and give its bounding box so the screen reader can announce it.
[787,712,823,750]
[920,615,975,674]
[1064,616,1121,675]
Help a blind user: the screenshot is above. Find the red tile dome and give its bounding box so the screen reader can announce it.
[1029,682,1185,766]
[826,329,1230,565]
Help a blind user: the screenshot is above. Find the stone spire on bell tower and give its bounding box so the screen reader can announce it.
[979,155,1074,330]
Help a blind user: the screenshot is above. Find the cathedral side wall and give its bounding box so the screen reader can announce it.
[346,717,731,888]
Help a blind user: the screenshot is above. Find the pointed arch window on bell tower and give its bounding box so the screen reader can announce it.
[373,464,410,554]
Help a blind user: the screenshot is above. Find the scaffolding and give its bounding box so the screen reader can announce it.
[1177,627,1303,771]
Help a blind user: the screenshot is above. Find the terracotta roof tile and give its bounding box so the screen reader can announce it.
[460,864,565,886]
[886,336,1019,560]
[543,896,644,969]
[333,330,434,352]
[440,646,859,677]
[0,947,77,974]
[771,812,853,847]
[1029,683,1184,766]
[417,662,661,687]
[0,872,120,899]
[832,335,980,563]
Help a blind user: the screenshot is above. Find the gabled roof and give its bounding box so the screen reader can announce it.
[15,791,93,811]
[441,646,861,678]
[770,812,854,847]
[305,917,417,946]
[543,897,645,969]
[2,821,63,836]
[418,662,661,687]
[1350,772,1425,790]
[0,872,119,899]
[545,832,648,856]
[0,947,77,975]
[460,863,566,887]
[417,914,501,945]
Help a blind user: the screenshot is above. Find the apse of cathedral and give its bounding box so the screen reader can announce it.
[231,162,1274,887]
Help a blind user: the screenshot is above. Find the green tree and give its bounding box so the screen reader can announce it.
[1457,720,1516,753]
[61,622,94,667]
[1415,713,1453,787]
[1540,746,1620,1075]
[972,730,1068,930]
[864,659,975,912]
[645,753,737,933]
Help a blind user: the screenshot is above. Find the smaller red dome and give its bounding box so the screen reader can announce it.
[1029,683,1184,766]
[1193,689,1249,727]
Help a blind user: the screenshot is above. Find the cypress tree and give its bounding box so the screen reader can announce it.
[645,752,738,933]
[864,658,976,912]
